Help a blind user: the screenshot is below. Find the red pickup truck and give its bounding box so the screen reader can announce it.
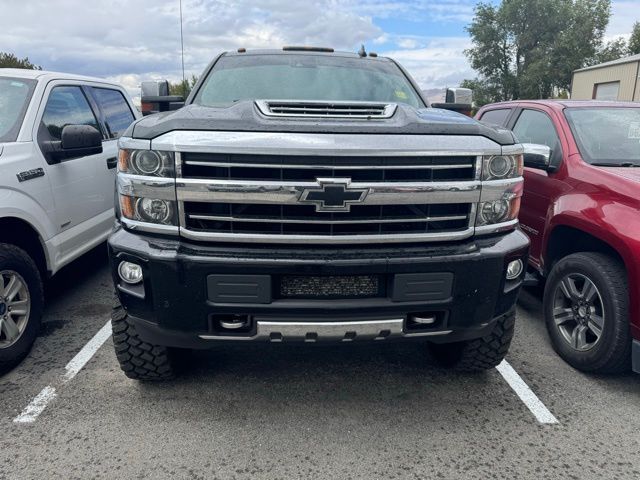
[476,100,640,374]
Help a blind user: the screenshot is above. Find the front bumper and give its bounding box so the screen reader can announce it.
[108,226,529,348]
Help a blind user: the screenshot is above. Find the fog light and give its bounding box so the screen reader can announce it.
[118,261,143,284]
[506,259,524,280]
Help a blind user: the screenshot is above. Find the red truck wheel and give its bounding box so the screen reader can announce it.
[543,252,631,373]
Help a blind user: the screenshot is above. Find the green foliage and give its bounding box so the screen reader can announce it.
[592,38,629,64]
[168,74,198,98]
[629,22,640,55]
[465,0,611,102]
[0,52,42,70]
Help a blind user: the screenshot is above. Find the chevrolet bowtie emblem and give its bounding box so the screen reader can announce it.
[299,178,369,212]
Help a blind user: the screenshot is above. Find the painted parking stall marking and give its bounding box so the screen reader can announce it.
[13,321,112,424]
[496,359,559,424]
[13,320,558,426]
[13,386,57,424]
[62,321,113,382]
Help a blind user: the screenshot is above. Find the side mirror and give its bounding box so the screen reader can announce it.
[141,80,184,116]
[42,125,103,163]
[445,87,473,105]
[523,143,552,170]
[431,87,473,116]
[61,124,103,151]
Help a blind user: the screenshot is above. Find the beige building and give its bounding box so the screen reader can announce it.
[571,53,640,101]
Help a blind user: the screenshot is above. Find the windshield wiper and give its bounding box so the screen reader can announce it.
[591,162,640,167]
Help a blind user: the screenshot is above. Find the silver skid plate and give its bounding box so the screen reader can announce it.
[199,319,450,342]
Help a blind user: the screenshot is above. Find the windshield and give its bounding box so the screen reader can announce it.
[193,54,424,108]
[0,77,36,142]
[565,107,640,165]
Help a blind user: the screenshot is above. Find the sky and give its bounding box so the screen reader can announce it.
[0,0,638,99]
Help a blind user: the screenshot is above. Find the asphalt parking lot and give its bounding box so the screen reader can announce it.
[1,245,640,480]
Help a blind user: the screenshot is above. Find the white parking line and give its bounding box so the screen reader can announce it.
[13,321,112,424]
[63,321,112,383]
[14,321,556,425]
[13,386,57,424]
[496,360,559,424]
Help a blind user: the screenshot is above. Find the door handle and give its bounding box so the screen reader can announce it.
[106,156,117,169]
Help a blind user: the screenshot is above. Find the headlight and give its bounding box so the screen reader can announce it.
[476,195,521,227]
[118,149,174,177]
[482,154,523,180]
[119,195,177,226]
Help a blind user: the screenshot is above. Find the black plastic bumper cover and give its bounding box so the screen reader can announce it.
[108,227,529,348]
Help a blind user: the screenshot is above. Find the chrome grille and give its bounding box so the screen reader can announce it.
[176,151,481,244]
[255,100,397,119]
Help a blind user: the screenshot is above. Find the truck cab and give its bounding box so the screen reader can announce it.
[0,68,140,370]
[477,100,640,373]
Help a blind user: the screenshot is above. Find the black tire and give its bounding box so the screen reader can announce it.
[0,243,44,373]
[543,252,631,373]
[428,310,515,372]
[111,298,176,380]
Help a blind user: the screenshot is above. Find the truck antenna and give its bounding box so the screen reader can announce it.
[179,0,186,97]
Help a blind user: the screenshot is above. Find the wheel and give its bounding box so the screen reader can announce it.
[111,298,176,380]
[543,252,631,373]
[428,310,515,372]
[0,243,44,372]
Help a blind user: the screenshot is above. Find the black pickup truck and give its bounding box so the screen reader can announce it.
[110,47,528,380]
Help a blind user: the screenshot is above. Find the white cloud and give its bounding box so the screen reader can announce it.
[4,0,630,96]
[397,38,420,49]
[382,37,474,89]
[0,0,381,81]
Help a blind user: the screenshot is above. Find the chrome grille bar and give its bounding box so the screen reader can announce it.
[176,179,481,205]
[187,214,468,224]
[179,228,475,244]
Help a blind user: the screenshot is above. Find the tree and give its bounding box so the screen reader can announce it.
[465,0,611,102]
[629,21,640,55]
[592,38,629,64]
[168,74,198,98]
[0,52,41,70]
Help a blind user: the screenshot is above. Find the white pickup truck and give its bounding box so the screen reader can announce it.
[0,68,140,370]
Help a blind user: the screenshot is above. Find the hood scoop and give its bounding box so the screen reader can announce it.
[255,100,397,119]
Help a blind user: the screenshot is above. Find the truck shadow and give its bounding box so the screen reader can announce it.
[130,341,517,429]
[40,243,110,337]
[44,242,109,303]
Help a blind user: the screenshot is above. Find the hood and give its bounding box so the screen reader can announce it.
[125,101,516,145]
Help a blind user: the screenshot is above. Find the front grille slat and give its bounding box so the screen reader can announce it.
[177,152,479,244]
[188,213,468,224]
